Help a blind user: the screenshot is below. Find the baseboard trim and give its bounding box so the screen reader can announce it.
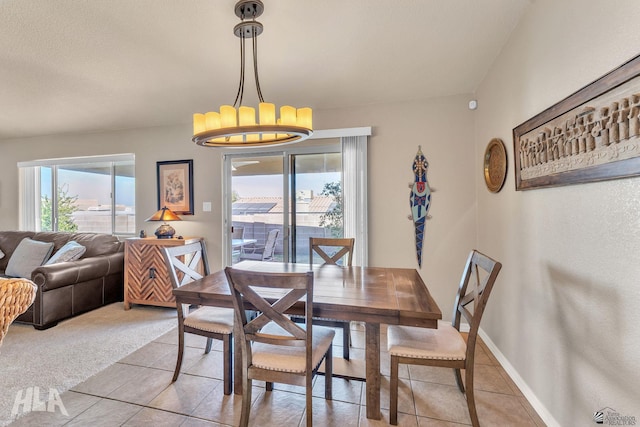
[477,328,561,427]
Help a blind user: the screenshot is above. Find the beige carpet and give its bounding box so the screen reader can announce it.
[0,302,177,426]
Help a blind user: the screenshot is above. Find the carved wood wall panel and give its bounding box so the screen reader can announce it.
[514,54,640,190]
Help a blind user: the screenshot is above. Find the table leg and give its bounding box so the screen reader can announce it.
[233,324,243,395]
[365,323,381,420]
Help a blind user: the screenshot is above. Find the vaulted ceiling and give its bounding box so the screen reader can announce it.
[0,0,530,140]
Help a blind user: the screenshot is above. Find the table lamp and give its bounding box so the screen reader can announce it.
[146,206,181,239]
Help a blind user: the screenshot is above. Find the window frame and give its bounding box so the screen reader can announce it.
[18,153,135,236]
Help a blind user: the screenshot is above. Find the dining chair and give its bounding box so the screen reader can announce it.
[224,267,334,427]
[387,250,502,426]
[162,240,235,394]
[239,228,279,261]
[0,278,37,347]
[292,237,355,359]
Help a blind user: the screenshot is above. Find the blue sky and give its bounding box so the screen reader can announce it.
[42,168,135,207]
[233,172,340,198]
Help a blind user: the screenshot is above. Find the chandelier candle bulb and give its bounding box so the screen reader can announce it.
[259,102,276,141]
[193,114,206,134]
[239,106,256,126]
[205,111,221,130]
[259,102,275,124]
[220,105,237,128]
[280,106,296,126]
[297,107,312,129]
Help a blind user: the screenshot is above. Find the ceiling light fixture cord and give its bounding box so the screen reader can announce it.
[253,31,264,103]
[233,33,246,108]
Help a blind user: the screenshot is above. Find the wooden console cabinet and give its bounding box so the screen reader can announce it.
[124,237,202,309]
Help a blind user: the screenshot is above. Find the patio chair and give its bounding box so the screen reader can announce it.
[239,228,279,261]
[224,267,334,427]
[387,250,502,426]
[231,226,245,259]
[162,240,235,394]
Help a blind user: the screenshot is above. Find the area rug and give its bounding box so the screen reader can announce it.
[0,302,177,426]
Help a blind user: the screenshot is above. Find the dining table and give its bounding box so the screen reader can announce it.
[231,238,257,250]
[172,260,442,420]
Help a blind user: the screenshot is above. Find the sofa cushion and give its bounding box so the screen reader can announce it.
[45,241,86,265]
[5,238,55,278]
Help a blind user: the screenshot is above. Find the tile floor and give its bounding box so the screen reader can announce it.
[10,324,546,426]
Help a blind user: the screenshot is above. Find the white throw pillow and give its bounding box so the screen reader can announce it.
[0,248,4,259]
[5,238,55,278]
[45,241,86,265]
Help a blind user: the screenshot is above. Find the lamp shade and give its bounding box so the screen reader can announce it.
[145,207,181,239]
[146,207,181,222]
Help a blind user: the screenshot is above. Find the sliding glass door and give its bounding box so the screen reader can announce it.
[225,141,342,265]
[290,152,342,263]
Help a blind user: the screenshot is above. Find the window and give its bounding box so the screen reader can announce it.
[18,154,135,236]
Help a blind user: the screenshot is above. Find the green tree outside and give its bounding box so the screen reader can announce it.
[318,181,343,237]
[41,183,79,232]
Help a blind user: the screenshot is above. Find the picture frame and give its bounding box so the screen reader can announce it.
[156,159,194,215]
[513,54,640,190]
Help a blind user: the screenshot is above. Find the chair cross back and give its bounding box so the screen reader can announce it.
[225,269,312,347]
[452,250,502,336]
[310,237,354,266]
[164,242,208,288]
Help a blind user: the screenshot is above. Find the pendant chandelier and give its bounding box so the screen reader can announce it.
[193,0,313,148]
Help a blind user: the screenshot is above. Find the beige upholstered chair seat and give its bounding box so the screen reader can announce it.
[387,320,466,361]
[183,307,234,335]
[252,322,335,373]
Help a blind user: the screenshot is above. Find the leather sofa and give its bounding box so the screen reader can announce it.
[0,231,124,329]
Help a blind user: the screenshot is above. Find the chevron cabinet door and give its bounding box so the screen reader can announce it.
[123,237,203,309]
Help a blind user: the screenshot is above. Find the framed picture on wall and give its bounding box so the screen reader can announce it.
[156,159,194,215]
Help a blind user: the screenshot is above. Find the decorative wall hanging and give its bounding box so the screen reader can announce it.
[484,138,507,192]
[514,54,640,190]
[408,146,431,268]
[157,160,194,215]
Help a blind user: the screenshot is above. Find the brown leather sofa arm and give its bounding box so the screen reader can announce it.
[31,252,124,291]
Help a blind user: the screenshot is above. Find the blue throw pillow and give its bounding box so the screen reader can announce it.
[45,241,86,265]
[5,238,55,278]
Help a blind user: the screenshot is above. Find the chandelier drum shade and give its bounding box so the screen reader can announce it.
[193,0,313,148]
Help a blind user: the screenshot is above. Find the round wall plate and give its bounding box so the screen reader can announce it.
[484,138,507,193]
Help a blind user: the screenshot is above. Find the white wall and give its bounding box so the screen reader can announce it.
[474,0,640,425]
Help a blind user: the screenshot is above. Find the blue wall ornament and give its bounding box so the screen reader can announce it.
[409,146,432,268]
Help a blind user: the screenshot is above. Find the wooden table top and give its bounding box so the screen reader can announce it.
[173,261,442,328]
